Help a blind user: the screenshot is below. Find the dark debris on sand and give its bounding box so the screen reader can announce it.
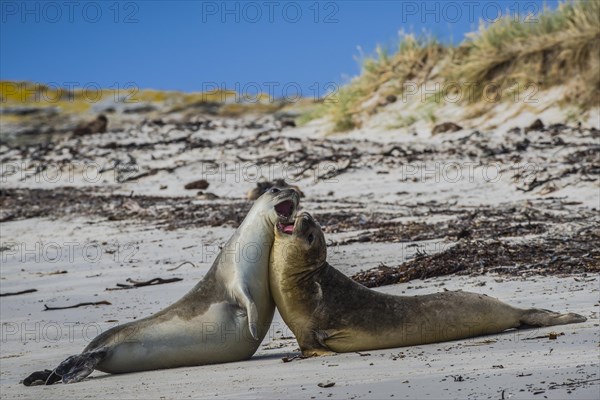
[352,228,600,287]
[320,197,597,245]
[2,120,599,285]
[0,188,251,230]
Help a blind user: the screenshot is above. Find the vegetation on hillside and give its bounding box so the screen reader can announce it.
[316,1,600,132]
[0,81,284,118]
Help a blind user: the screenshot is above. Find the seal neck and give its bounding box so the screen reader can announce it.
[240,209,275,241]
[233,208,276,256]
[217,207,276,270]
[292,260,328,284]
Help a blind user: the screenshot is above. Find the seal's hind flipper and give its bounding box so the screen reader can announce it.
[22,350,106,386]
[54,350,107,384]
[520,309,587,327]
[22,369,62,386]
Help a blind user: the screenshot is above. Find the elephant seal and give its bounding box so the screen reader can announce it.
[269,212,587,357]
[24,188,299,385]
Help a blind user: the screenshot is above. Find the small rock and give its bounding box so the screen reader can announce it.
[184,179,209,190]
[356,234,371,243]
[432,122,463,135]
[73,114,108,136]
[279,118,296,128]
[548,332,562,340]
[197,192,219,200]
[385,94,397,104]
[525,118,544,133]
[318,382,335,388]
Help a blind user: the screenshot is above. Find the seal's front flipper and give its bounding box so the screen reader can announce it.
[233,285,259,340]
[22,369,62,386]
[301,348,337,357]
[297,330,335,357]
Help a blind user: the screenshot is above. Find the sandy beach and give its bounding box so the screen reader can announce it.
[3,1,600,398]
[1,114,598,399]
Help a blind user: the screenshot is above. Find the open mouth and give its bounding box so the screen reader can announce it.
[277,221,295,234]
[275,200,296,234]
[275,200,294,219]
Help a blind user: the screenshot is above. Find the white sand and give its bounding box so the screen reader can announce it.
[1,116,598,399]
[1,215,598,399]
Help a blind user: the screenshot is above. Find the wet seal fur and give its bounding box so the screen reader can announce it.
[269,212,587,357]
[23,188,299,385]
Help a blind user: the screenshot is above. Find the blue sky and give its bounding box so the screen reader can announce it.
[1,0,559,98]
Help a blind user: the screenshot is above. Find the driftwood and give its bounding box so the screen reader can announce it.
[522,332,564,340]
[106,277,183,290]
[0,289,38,297]
[43,301,111,311]
[166,261,196,271]
[118,165,182,183]
[281,354,308,363]
[548,378,600,390]
[99,135,191,150]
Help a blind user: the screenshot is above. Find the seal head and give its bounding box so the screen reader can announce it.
[275,211,326,271]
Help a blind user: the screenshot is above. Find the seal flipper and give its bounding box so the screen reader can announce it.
[55,349,107,384]
[22,349,105,386]
[22,369,62,386]
[23,349,108,385]
[297,329,335,357]
[519,308,587,327]
[233,285,259,340]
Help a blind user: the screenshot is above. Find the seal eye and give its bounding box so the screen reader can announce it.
[269,187,281,194]
[307,233,314,244]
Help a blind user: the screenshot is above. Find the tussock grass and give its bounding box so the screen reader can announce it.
[320,35,445,131]
[449,1,600,105]
[317,1,600,132]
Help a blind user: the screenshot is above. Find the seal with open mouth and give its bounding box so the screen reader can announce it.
[24,187,299,385]
[269,212,587,357]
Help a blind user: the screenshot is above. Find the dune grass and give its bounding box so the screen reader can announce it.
[449,1,600,104]
[317,1,600,132]
[321,35,445,131]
